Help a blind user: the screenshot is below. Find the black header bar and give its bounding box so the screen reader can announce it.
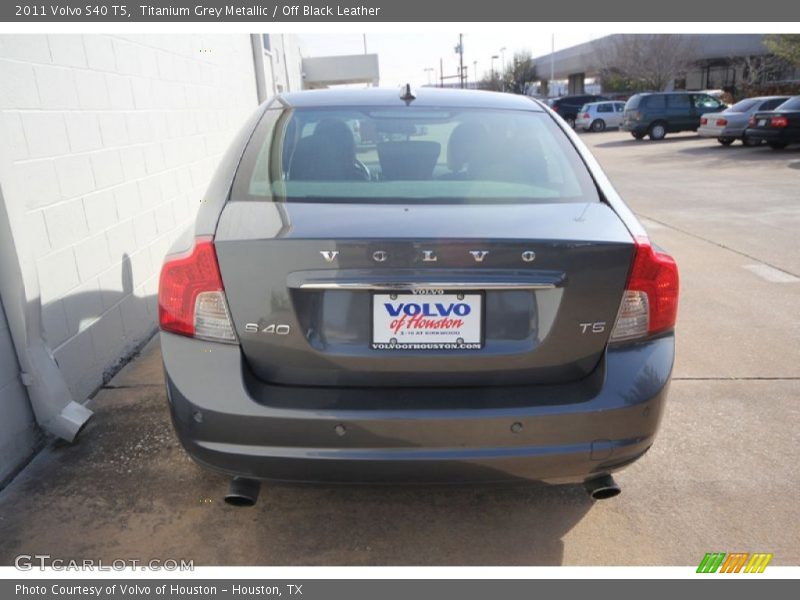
[2,0,800,22]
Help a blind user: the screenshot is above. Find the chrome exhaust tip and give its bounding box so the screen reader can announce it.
[584,474,621,500]
[224,477,261,507]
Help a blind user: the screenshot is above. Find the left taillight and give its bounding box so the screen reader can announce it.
[610,236,679,342]
[158,236,237,343]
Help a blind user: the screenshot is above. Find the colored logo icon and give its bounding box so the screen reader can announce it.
[697,552,773,573]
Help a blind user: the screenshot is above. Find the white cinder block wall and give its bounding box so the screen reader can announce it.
[0,34,259,401]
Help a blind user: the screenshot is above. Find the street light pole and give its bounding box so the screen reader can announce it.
[473,60,477,88]
[500,47,506,92]
[456,33,465,89]
[491,55,499,86]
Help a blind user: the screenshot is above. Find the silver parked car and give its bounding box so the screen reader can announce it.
[575,101,625,132]
[698,96,790,145]
[158,88,679,505]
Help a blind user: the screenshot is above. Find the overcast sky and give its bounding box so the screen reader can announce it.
[299,33,603,87]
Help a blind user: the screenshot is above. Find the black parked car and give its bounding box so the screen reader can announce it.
[743,96,800,149]
[622,92,726,140]
[547,94,608,128]
[158,88,679,505]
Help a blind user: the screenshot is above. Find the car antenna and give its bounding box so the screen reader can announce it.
[399,83,416,103]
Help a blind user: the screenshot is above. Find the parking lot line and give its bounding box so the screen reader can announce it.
[741,264,800,283]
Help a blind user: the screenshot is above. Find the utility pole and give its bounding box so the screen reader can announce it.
[455,34,465,89]
[440,57,444,88]
[473,60,477,88]
[363,34,367,54]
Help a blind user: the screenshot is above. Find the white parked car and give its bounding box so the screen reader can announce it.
[575,101,626,132]
[698,96,790,146]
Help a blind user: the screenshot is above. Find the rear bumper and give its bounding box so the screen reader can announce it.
[697,125,742,138]
[620,121,647,134]
[162,332,674,484]
[744,128,799,144]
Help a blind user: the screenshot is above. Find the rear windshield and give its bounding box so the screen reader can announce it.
[727,99,758,113]
[760,98,788,110]
[777,97,800,110]
[232,106,600,204]
[625,95,642,109]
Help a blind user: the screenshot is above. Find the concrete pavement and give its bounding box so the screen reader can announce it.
[0,130,797,566]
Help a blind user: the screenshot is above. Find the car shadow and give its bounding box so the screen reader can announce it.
[593,134,702,148]
[0,312,596,567]
[676,144,800,162]
[6,250,596,566]
[39,252,158,394]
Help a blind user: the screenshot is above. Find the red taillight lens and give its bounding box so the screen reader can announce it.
[717,118,728,126]
[748,116,757,126]
[771,116,789,128]
[583,113,590,119]
[700,117,707,125]
[551,105,559,113]
[158,237,225,337]
[611,236,679,341]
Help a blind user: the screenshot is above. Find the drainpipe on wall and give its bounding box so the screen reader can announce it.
[0,119,92,442]
[250,34,268,103]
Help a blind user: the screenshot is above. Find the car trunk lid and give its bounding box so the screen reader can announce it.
[213,200,635,387]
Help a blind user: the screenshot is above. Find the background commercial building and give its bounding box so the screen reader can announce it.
[533,34,800,96]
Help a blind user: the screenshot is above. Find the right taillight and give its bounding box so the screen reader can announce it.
[158,237,237,343]
[771,116,789,128]
[583,112,591,119]
[611,236,679,342]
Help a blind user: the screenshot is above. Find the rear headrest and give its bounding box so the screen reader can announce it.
[377,141,441,180]
[314,119,356,160]
[447,121,490,173]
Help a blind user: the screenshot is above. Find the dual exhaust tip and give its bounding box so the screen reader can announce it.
[584,474,621,500]
[224,474,620,506]
[224,477,261,507]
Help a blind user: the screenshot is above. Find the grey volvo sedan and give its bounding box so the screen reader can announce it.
[158,88,679,504]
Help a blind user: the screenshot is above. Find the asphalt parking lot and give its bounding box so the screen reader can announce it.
[0,130,798,566]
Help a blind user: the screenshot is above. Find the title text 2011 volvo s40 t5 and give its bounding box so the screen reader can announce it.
[158,87,679,504]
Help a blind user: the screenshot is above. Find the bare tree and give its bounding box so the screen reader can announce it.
[478,51,536,94]
[765,34,800,67]
[596,34,699,92]
[502,51,538,95]
[731,53,784,96]
[477,71,503,92]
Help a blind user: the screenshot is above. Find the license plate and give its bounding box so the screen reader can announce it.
[758,119,767,126]
[372,293,482,350]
